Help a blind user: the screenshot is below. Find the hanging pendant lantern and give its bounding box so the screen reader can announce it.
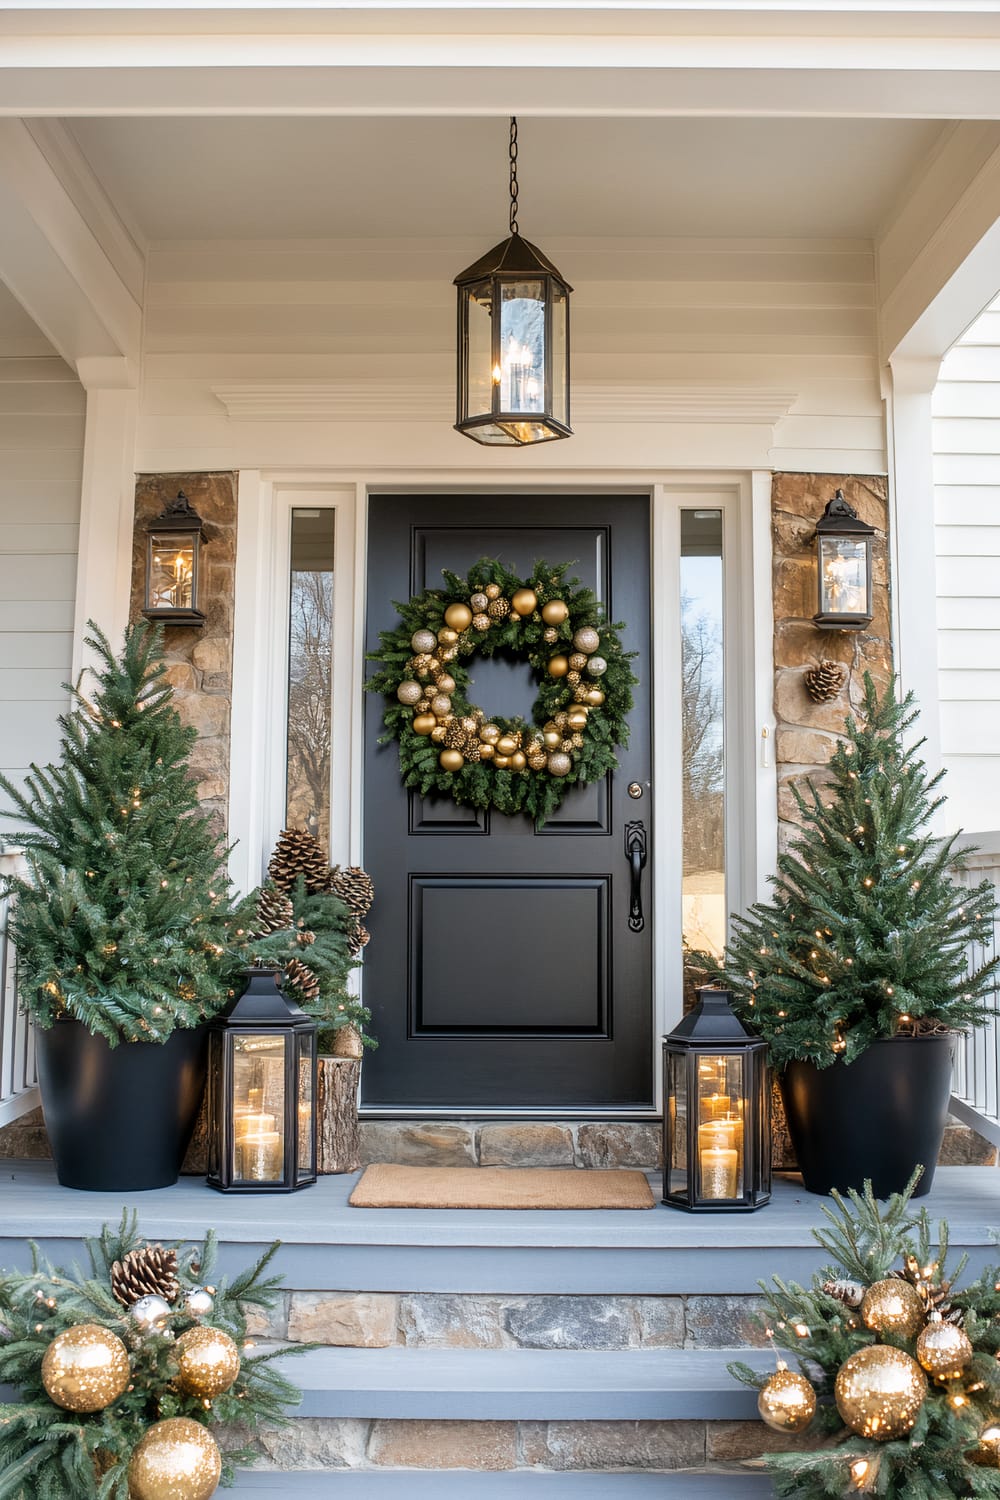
[455,119,572,446]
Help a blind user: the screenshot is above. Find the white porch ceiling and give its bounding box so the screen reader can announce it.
[68,115,943,245]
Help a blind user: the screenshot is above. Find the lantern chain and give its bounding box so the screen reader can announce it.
[508,116,519,236]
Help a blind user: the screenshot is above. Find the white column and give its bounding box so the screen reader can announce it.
[71,356,138,681]
[884,354,944,795]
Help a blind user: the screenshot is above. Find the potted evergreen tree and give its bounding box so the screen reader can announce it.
[0,623,237,1191]
[725,675,998,1198]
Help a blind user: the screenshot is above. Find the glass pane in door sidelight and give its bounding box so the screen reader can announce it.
[680,509,726,1004]
[286,509,336,851]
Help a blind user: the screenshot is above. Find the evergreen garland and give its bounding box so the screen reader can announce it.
[0,1211,303,1499]
[0,623,236,1045]
[730,1175,1000,1497]
[367,558,637,824]
[724,675,999,1068]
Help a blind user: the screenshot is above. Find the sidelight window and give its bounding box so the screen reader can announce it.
[285,508,336,852]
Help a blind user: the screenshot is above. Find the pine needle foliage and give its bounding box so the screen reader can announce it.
[0,623,237,1045]
[724,675,999,1068]
[0,1211,304,1499]
[230,878,375,1051]
[367,558,637,826]
[729,1174,1000,1498]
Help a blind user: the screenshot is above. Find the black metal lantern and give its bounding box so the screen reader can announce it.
[813,489,876,630]
[663,986,771,1213]
[454,119,572,446]
[142,491,207,626]
[207,966,317,1193]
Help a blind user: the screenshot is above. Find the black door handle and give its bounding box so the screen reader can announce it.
[625,820,647,933]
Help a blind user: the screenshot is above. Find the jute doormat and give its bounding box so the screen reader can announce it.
[348,1163,656,1210]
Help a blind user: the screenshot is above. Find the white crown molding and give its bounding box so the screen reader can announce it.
[212,382,798,426]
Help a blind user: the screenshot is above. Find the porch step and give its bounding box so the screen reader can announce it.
[272,1346,772,1420]
[231,1472,774,1496]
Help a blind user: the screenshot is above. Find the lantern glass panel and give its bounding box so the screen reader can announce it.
[551,285,568,428]
[696,1054,745,1203]
[666,1052,689,1198]
[818,536,868,619]
[498,279,544,412]
[232,1034,286,1185]
[464,280,494,420]
[149,532,195,611]
[297,1033,314,1177]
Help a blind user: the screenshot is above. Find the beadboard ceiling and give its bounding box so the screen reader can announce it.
[68,115,944,246]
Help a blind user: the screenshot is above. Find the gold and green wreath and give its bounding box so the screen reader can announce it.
[368,559,638,823]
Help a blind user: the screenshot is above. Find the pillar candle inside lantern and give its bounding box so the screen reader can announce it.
[700,1145,739,1199]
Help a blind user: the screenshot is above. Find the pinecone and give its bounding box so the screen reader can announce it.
[284,956,321,1004]
[487,597,510,620]
[893,1254,963,1324]
[804,660,847,703]
[252,884,294,937]
[268,828,330,894]
[330,865,375,921]
[464,742,482,764]
[569,653,588,671]
[822,1277,865,1309]
[348,923,371,955]
[111,1244,180,1308]
[444,720,468,750]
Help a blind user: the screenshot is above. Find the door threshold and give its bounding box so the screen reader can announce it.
[359,1107,662,1121]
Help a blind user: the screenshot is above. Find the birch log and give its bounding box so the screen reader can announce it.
[317,1056,361,1173]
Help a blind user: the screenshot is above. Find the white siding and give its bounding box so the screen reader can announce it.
[136,237,884,475]
[933,292,1000,833]
[0,309,84,821]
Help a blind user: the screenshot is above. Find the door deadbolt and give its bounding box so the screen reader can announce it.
[627,782,644,800]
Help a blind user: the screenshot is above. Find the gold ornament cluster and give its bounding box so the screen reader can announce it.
[128,1417,222,1500]
[41,1323,131,1413]
[397,587,608,780]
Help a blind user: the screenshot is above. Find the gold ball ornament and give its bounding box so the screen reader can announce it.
[485,583,501,600]
[587,655,608,677]
[439,749,464,772]
[511,587,538,616]
[543,627,559,644]
[431,726,447,743]
[430,694,452,717]
[974,1423,1000,1467]
[436,674,457,696]
[510,751,527,771]
[547,751,572,776]
[496,736,518,757]
[541,599,568,625]
[396,681,422,706]
[470,592,489,613]
[437,627,459,646]
[410,629,437,654]
[127,1417,222,1500]
[861,1278,926,1340]
[835,1345,927,1440]
[175,1325,241,1399]
[757,1368,817,1434]
[41,1323,130,1413]
[567,708,589,731]
[479,743,495,760]
[473,613,491,632]
[494,754,511,769]
[573,626,600,654]
[916,1314,973,1378]
[587,689,606,707]
[548,656,570,678]
[412,714,437,736]
[480,723,501,745]
[543,730,561,750]
[444,604,473,632]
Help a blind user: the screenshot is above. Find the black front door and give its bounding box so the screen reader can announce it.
[362,493,652,1111]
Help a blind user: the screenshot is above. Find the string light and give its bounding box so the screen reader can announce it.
[850,1459,869,1486]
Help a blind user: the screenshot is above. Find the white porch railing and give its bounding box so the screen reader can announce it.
[950,832,1000,1149]
[0,850,39,1128]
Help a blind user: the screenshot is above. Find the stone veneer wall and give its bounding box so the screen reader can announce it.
[771,473,892,847]
[129,472,238,833]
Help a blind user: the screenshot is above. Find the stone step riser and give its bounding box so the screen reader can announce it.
[249,1291,768,1352]
[228,1416,809,1474]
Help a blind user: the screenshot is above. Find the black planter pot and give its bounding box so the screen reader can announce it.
[779,1034,956,1199]
[36,1019,209,1191]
